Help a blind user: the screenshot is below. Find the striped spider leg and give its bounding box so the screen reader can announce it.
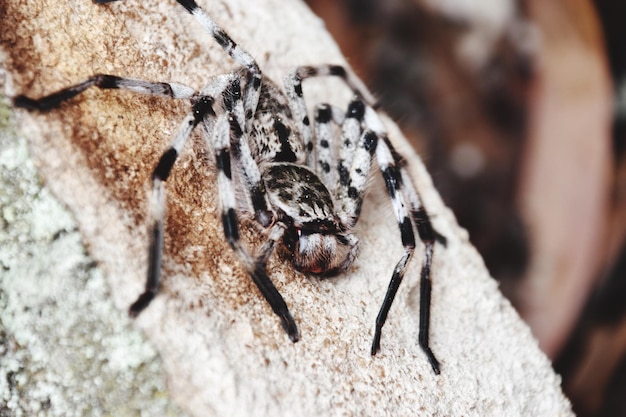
[300,86,445,374]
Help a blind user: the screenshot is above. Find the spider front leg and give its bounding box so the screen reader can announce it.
[12,72,209,316]
[399,166,447,373]
[205,79,299,342]
[364,107,441,374]
[14,74,195,111]
[318,98,373,227]
[320,102,419,361]
[312,103,344,185]
[330,103,440,374]
[314,98,436,366]
[285,64,375,168]
[129,95,215,315]
[95,0,264,133]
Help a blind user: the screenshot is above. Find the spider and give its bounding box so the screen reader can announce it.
[13,0,446,374]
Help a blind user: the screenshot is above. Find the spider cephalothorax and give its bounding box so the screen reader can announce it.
[14,0,445,374]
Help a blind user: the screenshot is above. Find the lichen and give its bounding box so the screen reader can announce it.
[0,93,188,417]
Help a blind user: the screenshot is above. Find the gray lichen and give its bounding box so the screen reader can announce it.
[0,93,186,417]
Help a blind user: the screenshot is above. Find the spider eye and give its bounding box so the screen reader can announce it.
[281,226,300,253]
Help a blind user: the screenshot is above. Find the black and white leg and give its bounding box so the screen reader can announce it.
[203,75,273,227]
[372,149,440,374]
[130,95,215,315]
[211,108,299,342]
[313,96,434,371]
[316,102,418,347]
[360,106,441,374]
[173,0,272,226]
[172,0,263,132]
[284,64,376,168]
[334,99,375,227]
[369,138,417,353]
[14,74,195,111]
[94,0,264,131]
[312,103,344,185]
[398,166,444,374]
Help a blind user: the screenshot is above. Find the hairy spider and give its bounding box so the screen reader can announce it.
[14,0,446,374]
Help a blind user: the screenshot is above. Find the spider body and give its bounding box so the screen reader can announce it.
[266,162,357,275]
[13,0,445,374]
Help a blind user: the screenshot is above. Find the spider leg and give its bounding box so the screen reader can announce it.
[284,65,371,168]
[317,98,422,363]
[203,75,273,226]
[333,99,377,227]
[401,174,447,247]
[94,0,264,131]
[14,74,195,111]
[369,140,416,354]
[171,0,263,133]
[337,100,364,183]
[129,95,215,316]
[319,101,421,338]
[397,167,443,373]
[359,107,440,374]
[171,0,272,225]
[255,222,288,265]
[207,79,298,342]
[312,103,344,185]
[13,71,207,316]
[312,99,370,222]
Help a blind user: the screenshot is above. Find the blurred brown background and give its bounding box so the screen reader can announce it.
[305,0,626,415]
